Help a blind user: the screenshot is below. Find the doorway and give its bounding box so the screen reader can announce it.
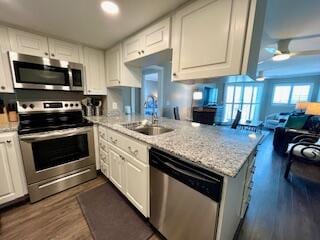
[141,66,164,117]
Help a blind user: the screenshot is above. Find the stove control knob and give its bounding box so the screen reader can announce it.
[29,104,34,109]
[22,104,27,109]
[75,103,79,107]
[65,104,69,107]
[70,104,74,107]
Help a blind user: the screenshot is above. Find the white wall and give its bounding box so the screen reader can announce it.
[161,62,194,120]
[259,75,320,119]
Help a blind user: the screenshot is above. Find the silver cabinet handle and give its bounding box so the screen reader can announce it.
[141,50,144,54]
[1,86,5,90]
[128,146,138,156]
[51,53,55,57]
[44,52,49,56]
[6,140,11,143]
[110,137,117,144]
[119,155,125,160]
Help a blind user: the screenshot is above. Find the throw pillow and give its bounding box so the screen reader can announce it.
[284,115,309,129]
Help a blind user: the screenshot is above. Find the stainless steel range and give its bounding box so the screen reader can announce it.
[17,101,96,202]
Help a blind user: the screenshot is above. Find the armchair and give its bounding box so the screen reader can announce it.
[284,134,320,180]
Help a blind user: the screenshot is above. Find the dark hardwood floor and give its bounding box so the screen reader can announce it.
[238,133,320,240]
[1,133,319,240]
[0,176,106,240]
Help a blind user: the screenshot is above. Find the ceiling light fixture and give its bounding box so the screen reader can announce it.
[272,53,290,61]
[101,1,119,15]
[256,70,265,82]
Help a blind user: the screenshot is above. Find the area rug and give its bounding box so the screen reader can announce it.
[77,182,154,240]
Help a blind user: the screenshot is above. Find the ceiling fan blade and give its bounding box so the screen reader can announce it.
[290,50,320,57]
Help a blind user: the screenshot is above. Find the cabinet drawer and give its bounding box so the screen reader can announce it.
[100,161,110,178]
[98,126,108,141]
[100,148,109,164]
[99,137,108,153]
[107,129,148,164]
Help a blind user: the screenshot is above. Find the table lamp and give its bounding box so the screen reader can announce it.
[193,91,203,100]
[305,102,320,132]
[295,101,310,112]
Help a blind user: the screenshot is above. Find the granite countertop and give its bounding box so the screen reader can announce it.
[87,115,264,177]
[0,122,19,133]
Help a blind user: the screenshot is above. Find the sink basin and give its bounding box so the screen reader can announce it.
[133,126,174,136]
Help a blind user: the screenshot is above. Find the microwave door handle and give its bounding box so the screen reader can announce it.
[19,127,91,142]
[68,66,73,89]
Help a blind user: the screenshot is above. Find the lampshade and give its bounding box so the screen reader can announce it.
[193,91,203,100]
[295,101,310,110]
[305,102,320,115]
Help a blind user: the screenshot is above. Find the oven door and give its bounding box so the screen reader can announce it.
[19,127,95,184]
[9,51,71,91]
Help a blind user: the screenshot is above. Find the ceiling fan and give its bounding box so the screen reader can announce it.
[259,39,320,64]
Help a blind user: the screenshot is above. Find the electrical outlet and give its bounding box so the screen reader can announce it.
[112,102,118,110]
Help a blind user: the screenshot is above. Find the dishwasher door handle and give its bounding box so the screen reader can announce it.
[163,161,212,182]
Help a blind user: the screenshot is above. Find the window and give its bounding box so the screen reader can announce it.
[272,84,312,105]
[223,82,263,122]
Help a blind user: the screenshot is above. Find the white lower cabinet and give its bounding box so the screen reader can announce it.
[109,147,126,194]
[106,130,149,217]
[124,152,149,216]
[0,132,27,205]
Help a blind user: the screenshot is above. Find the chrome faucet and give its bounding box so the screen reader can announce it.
[146,95,158,125]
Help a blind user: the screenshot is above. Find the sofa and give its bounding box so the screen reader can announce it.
[273,115,320,156]
[264,112,290,130]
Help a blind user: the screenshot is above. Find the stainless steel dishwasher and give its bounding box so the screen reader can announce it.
[150,148,223,240]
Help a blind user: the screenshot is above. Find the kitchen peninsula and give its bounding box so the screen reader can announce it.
[87,114,263,240]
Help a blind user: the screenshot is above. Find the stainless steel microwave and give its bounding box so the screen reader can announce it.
[9,51,84,91]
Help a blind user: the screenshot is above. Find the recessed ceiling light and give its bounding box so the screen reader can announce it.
[272,53,290,61]
[101,1,119,15]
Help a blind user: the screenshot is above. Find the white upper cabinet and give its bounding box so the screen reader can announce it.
[0,132,27,205]
[8,28,83,63]
[8,28,49,57]
[83,47,107,95]
[123,34,143,63]
[106,44,122,87]
[105,44,141,88]
[142,17,170,57]
[48,38,83,63]
[0,26,14,93]
[123,17,171,63]
[172,0,265,81]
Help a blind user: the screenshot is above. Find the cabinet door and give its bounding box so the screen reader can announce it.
[0,26,13,93]
[83,47,106,95]
[105,44,121,87]
[123,35,143,62]
[8,28,49,57]
[142,17,170,57]
[172,0,249,81]
[125,155,149,217]
[0,133,26,205]
[109,148,125,193]
[48,38,82,63]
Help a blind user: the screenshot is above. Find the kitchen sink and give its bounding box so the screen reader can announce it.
[133,125,174,136]
[122,122,173,136]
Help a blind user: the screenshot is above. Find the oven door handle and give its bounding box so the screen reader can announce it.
[19,127,92,142]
